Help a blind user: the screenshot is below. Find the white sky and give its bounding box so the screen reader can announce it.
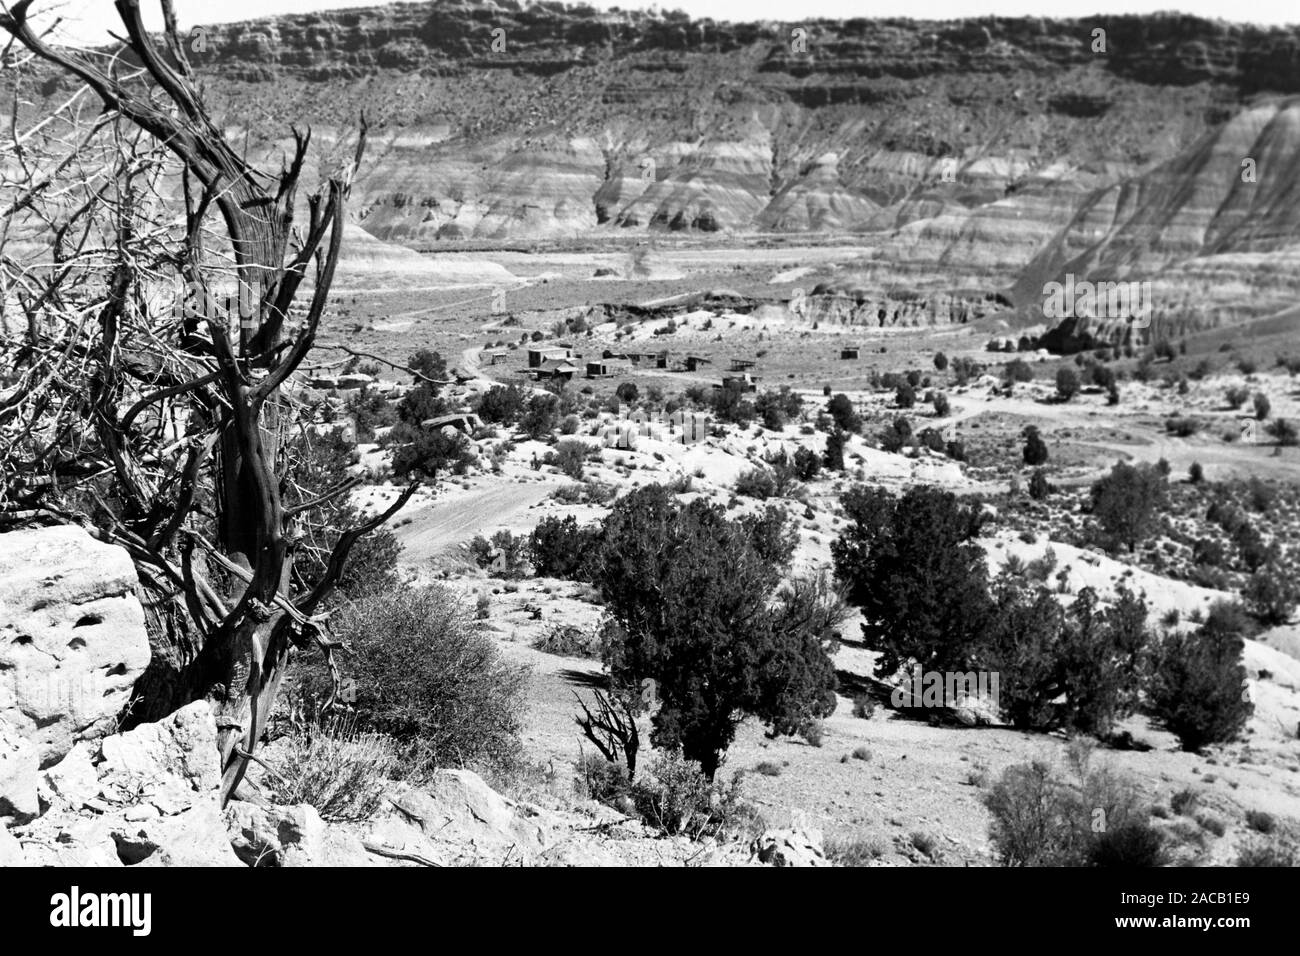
[25,0,1300,47]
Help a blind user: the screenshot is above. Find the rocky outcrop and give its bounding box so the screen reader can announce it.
[12,701,241,867]
[0,525,150,767]
[1022,97,1300,349]
[750,826,829,867]
[756,153,878,232]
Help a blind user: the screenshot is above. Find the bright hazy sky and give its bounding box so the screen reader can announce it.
[27,0,1300,47]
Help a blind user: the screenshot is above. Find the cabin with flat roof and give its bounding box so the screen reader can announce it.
[527,344,573,368]
[729,358,757,372]
[840,346,860,360]
[586,356,633,378]
[716,372,758,393]
[684,355,712,373]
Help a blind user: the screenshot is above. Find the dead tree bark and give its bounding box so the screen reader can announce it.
[0,0,413,802]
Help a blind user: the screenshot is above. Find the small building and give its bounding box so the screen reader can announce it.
[483,347,509,365]
[684,355,712,373]
[716,373,758,393]
[523,359,578,383]
[527,344,573,368]
[586,356,633,378]
[729,358,757,372]
[840,346,860,360]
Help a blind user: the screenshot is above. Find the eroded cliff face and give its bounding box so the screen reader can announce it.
[1021,97,1300,349]
[52,2,1294,249]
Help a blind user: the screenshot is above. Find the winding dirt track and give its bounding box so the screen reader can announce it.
[393,480,561,565]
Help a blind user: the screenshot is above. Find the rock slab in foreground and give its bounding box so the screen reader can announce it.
[0,525,150,766]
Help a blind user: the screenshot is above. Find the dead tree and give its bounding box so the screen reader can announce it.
[0,0,415,802]
[574,689,640,778]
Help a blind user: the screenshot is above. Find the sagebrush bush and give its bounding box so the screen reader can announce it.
[573,752,632,805]
[265,722,397,822]
[735,466,778,500]
[1235,838,1297,867]
[331,586,529,773]
[983,741,1161,867]
[630,751,763,841]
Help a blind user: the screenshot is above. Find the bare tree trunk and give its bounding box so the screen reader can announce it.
[0,0,413,803]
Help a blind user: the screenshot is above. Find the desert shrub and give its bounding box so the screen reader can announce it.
[755,386,803,431]
[630,751,762,840]
[984,742,1160,866]
[952,356,980,385]
[710,380,756,426]
[878,416,912,454]
[753,761,782,776]
[1170,788,1199,815]
[529,514,601,580]
[1188,462,1204,484]
[792,446,822,481]
[1267,418,1299,446]
[1146,623,1252,751]
[474,383,528,424]
[468,529,530,578]
[932,391,950,417]
[834,485,991,677]
[934,352,949,371]
[396,382,449,426]
[823,428,847,470]
[735,466,778,500]
[533,623,600,658]
[1028,468,1051,500]
[852,694,877,719]
[1004,359,1034,384]
[984,581,1148,734]
[826,833,886,865]
[1253,392,1271,420]
[799,719,825,747]
[1192,537,1228,568]
[909,831,938,859]
[329,586,527,772]
[1235,838,1297,867]
[1055,366,1081,401]
[346,387,397,441]
[1232,521,1273,572]
[520,392,561,439]
[547,438,591,480]
[390,421,476,480]
[265,720,397,822]
[827,392,861,432]
[406,348,446,382]
[1022,426,1049,466]
[573,753,632,805]
[1244,560,1300,625]
[1089,461,1166,552]
[895,383,916,408]
[1225,385,1250,409]
[915,427,944,453]
[595,487,839,777]
[1245,810,1276,834]
[739,504,799,569]
[1164,416,1200,437]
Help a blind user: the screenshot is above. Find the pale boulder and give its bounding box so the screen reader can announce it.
[0,525,150,765]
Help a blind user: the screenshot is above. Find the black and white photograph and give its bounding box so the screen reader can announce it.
[0,0,1296,926]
